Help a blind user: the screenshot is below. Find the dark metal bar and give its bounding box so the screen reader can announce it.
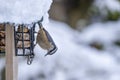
[16,32,29,33]
[29,26,32,55]
[15,40,30,41]
[21,25,25,56]
[32,23,36,41]
[14,54,30,56]
[0,52,5,53]
[0,37,5,38]
[30,24,35,55]
[14,26,18,56]
[17,47,30,49]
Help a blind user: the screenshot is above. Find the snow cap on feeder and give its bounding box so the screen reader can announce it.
[0,0,52,24]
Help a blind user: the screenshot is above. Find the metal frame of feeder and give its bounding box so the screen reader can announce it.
[14,17,43,64]
[14,23,37,65]
[14,24,36,56]
[14,17,43,57]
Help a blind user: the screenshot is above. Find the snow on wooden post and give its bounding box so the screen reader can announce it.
[5,24,18,80]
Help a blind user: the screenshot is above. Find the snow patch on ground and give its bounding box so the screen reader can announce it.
[18,20,120,80]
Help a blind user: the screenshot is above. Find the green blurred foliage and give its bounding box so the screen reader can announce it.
[107,11,120,21]
[88,6,120,22]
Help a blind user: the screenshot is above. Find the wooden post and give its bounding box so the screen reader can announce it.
[5,24,18,80]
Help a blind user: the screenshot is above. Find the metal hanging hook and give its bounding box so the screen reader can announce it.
[27,54,34,65]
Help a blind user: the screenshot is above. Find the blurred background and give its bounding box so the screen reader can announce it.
[0,0,120,80]
[49,0,120,28]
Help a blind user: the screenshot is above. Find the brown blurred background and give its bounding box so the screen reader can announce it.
[49,0,120,29]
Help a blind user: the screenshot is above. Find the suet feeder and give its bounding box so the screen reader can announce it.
[14,23,36,64]
[14,17,43,64]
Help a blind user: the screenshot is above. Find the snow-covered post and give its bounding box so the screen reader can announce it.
[5,24,18,80]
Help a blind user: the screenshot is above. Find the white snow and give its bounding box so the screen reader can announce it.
[94,0,120,12]
[0,58,5,80]
[17,20,120,80]
[0,58,5,71]
[0,0,120,80]
[0,0,52,24]
[79,20,120,44]
[0,19,120,80]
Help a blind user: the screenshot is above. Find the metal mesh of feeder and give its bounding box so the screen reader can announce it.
[14,24,36,56]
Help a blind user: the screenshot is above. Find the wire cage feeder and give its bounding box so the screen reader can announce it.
[14,24,36,56]
[0,23,36,56]
[14,23,37,64]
